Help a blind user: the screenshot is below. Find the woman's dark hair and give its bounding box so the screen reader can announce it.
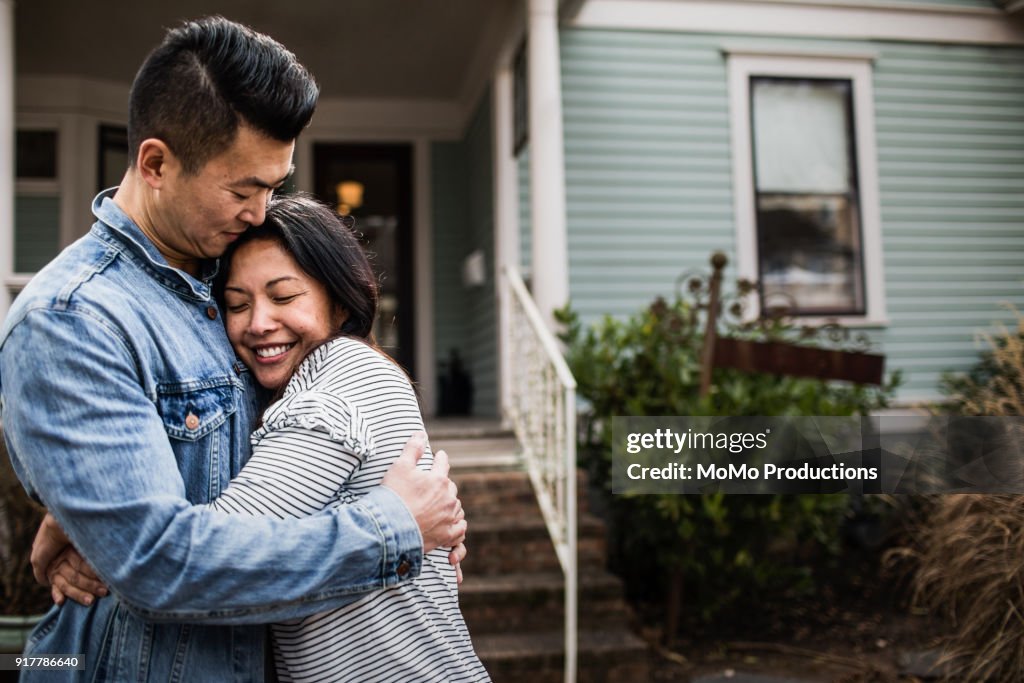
[217,193,378,342]
[129,15,318,174]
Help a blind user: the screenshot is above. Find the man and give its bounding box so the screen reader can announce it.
[0,16,464,681]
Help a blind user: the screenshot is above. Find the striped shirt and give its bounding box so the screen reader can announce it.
[209,336,490,683]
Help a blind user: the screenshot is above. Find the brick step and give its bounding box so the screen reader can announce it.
[473,629,652,683]
[464,514,607,575]
[455,469,593,516]
[460,570,633,635]
[456,470,537,516]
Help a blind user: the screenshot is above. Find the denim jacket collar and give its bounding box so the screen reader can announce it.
[90,188,219,302]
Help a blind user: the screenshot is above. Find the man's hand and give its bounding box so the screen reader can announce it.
[381,432,467,554]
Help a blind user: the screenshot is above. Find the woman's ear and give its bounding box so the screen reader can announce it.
[136,138,176,189]
[332,305,350,332]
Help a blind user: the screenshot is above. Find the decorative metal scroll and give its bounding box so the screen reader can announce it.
[680,252,886,395]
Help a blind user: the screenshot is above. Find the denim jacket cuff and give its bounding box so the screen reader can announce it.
[360,486,424,585]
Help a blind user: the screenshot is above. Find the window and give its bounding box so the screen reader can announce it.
[15,129,61,275]
[727,50,886,324]
[98,125,129,193]
[752,77,863,315]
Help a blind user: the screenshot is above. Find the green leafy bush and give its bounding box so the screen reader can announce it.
[558,293,900,634]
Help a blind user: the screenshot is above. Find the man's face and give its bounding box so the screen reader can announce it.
[154,125,294,271]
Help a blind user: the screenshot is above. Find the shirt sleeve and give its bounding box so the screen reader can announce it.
[210,391,372,519]
[0,308,423,624]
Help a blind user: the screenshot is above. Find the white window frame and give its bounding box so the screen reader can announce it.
[726,47,887,327]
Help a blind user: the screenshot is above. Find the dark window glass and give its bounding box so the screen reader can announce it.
[16,130,58,179]
[513,39,529,157]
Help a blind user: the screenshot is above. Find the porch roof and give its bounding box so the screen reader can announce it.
[15,0,518,101]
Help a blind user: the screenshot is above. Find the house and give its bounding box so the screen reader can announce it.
[3,0,1023,416]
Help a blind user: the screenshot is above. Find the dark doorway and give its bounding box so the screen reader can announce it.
[313,143,415,377]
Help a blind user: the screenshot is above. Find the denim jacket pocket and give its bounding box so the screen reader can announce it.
[156,377,239,502]
[155,378,237,442]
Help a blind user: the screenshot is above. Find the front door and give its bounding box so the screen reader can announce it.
[313,143,415,377]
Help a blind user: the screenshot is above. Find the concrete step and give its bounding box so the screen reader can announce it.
[423,418,511,440]
[434,436,522,472]
[473,629,652,683]
[460,570,634,635]
[464,513,608,575]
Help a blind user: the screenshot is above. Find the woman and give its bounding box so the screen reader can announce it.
[210,193,489,681]
[48,194,490,682]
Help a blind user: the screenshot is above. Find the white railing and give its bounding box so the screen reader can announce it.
[502,265,578,683]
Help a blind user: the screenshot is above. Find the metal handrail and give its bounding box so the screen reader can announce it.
[502,265,578,682]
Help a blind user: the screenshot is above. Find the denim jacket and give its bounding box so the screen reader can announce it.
[0,190,424,682]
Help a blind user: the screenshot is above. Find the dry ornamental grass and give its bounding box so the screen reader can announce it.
[894,309,1024,681]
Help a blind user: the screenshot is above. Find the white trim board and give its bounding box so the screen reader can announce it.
[17,76,129,119]
[572,0,1024,46]
[727,52,888,327]
[309,98,464,140]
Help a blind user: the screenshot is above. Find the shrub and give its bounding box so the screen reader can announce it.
[940,307,1023,417]
[897,309,1024,680]
[1,433,49,616]
[558,291,900,639]
[904,495,1024,681]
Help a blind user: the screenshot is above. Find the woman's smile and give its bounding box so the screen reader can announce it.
[253,342,297,361]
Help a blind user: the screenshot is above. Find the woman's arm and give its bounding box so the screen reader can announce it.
[209,391,372,518]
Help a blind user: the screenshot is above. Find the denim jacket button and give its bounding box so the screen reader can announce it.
[396,559,411,577]
[185,412,200,430]
[206,306,218,320]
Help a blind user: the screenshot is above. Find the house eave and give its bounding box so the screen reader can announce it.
[1001,0,1024,15]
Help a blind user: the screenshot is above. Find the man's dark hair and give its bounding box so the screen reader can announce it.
[128,16,318,174]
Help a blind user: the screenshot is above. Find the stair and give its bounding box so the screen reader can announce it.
[430,421,652,682]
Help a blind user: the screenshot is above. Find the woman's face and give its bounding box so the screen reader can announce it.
[223,238,343,390]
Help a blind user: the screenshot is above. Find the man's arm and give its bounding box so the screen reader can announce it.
[1,308,462,623]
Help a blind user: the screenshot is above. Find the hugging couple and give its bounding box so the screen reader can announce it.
[0,15,490,683]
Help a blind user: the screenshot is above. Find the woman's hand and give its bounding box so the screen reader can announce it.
[30,512,70,586]
[31,512,108,606]
[449,542,467,585]
[46,546,108,606]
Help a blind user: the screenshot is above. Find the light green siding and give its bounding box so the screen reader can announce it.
[559,30,733,319]
[432,142,469,403]
[432,92,498,416]
[872,40,1024,401]
[555,28,1024,404]
[518,149,532,277]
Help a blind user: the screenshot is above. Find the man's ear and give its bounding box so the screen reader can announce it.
[136,138,176,189]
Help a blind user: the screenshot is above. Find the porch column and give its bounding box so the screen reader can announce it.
[493,64,520,422]
[527,0,570,331]
[0,0,14,324]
